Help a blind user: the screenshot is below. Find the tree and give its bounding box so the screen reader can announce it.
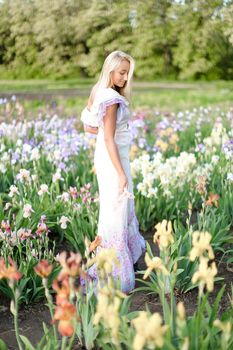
[33,0,86,78]
[7,0,39,77]
[130,0,176,79]
[73,0,134,77]
[172,0,233,79]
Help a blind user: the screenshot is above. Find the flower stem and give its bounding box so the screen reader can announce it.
[11,289,23,350]
[61,336,68,350]
[43,278,57,342]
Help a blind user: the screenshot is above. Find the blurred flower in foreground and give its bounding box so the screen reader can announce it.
[52,277,71,307]
[88,248,119,276]
[176,301,186,321]
[0,257,22,282]
[89,235,102,252]
[192,256,217,292]
[143,253,169,280]
[181,337,189,350]
[51,251,84,337]
[190,231,214,261]
[176,301,188,344]
[213,319,232,344]
[56,251,82,279]
[52,302,77,337]
[153,220,174,250]
[132,311,168,350]
[93,287,121,345]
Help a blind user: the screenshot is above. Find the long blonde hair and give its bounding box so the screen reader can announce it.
[89,50,135,106]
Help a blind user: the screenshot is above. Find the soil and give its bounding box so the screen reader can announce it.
[0,231,232,349]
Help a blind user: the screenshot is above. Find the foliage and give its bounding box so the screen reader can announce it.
[0,0,233,79]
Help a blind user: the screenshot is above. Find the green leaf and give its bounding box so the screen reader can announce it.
[0,338,8,350]
[209,284,226,325]
[19,335,35,350]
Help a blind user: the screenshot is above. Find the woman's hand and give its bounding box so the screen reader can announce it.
[119,174,128,194]
[84,124,99,135]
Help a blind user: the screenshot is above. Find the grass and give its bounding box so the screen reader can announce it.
[0,78,94,92]
[0,79,232,114]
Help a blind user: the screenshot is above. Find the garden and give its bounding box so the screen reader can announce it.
[0,0,233,348]
[0,83,232,349]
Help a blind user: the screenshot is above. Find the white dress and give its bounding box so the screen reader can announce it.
[81,87,146,293]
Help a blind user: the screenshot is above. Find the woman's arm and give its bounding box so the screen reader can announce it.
[84,124,99,135]
[103,104,128,193]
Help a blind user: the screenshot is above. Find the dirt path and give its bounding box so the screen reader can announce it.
[0,82,201,101]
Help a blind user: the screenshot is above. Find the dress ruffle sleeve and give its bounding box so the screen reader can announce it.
[80,107,99,128]
[95,88,129,127]
[80,88,129,129]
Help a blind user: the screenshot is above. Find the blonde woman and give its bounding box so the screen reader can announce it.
[81,50,146,293]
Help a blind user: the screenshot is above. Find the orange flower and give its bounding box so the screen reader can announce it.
[57,251,82,279]
[52,303,77,337]
[58,320,74,337]
[34,260,53,278]
[52,277,71,306]
[89,235,102,252]
[205,193,219,207]
[0,257,22,282]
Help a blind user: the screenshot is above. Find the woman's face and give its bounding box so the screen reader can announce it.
[111,59,130,88]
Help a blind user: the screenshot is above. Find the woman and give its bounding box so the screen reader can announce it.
[81,50,146,293]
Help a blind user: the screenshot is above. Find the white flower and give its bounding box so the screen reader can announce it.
[211,155,219,165]
[31,249,37,258]
[227,173,233,181]
[9,230,17,246]
[32,174,38,181]
[0,143,6,152]
[23,204,34,218]
[16,169,31,183]
[52,169,64,182]
[2,152,10,162]
[54,150,61,160]
[57,192,70,202]
[30,148,40,161]
[0,163,7,173]
[74,203,82,212]
[147,187,158,198]
[23,143,32,154]
[9,185,19,197]
[16,139,22,147]
[59,215,70,229]
[38,184,49,196]
[4,202,12,210]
